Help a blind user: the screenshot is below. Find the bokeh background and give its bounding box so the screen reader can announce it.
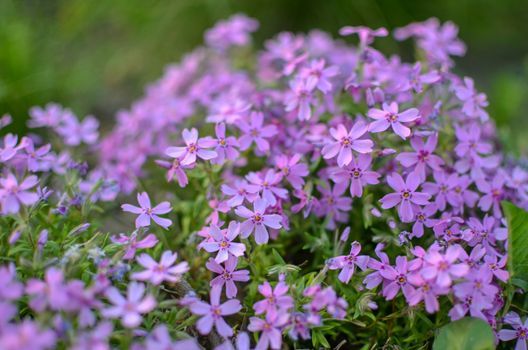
[1,0,527,155]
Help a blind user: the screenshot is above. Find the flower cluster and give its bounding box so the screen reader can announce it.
[1,13,527,350]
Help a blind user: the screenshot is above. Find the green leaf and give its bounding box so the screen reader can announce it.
[432,317,495,350]
[502,201,528,290]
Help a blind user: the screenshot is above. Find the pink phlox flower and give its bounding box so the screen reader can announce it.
[237,111,278,153]
[245,170,288,206]
[0,173,39,215]
[189,285,242,338]
[368,102,420,139]
[101,282,156,328]
[299,58,339,94]
[274,153,309,189]
[379,172,431,222]
[322,121,374,167]
[221,179,259,207]
[212,123,239,164]
[202,221,246,263]
[253,279,294,315]
[327,241,369,283]
[111,232,158,260]
[396,133,444,181]
[207,256,250,299]
[329,153,380,197]
[131,251,189,285]
[165,128,217,166]
[121,192,172,229]
[235,198,282,245]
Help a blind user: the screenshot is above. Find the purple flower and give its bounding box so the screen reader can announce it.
[498,312,528,350]
[56,114,99,146]
[484,254,509,282]
[455,77,489,121]
[28,103,64,128]
[404,62,441,93]
[144,325,201,350]
[156,157,193,187]
[0,134,22,162]
[407,273,448,313]
[248,310,289,350]
[207,256,250,299]
[131,251,189,285]
[476,173,505,217]
[101,282,156,328]
[235,198,282,244]
[0,319,56,350]
[253,279,294,314]
[238,111,278,152]
[207,96,251,124]
[0,173,39,214]
[0,264,23,302]
[339,26,388,47]
[20,138,53,172]
[380,256,416,300]
[452,266,498,320]
[166,128,217,166]
[121,192,172,229]
[299,58,339,93]
[202,222,246,263]
[221,180,259,207]
[322,121,374,167]
[205,14,258,51]
[395,133,444,181]
[329,154,380,197]
[410,204,437,238]
[327,241,369,283]
[212,123,239,164]
[368,102,420,139]
[70,321,113,350]
[246,170,288,206]
[314,182,352,230]
[275,154,309,189]
[454,123,492,159]
[420,246,469,287]
[284,78,315,121]
[379,172,431,222]
[26,268,68,312]
[189,285,242,338]
[111,232,158,259]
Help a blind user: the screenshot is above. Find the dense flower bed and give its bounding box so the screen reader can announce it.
[1,14,528,349]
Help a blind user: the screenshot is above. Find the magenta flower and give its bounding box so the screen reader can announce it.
[454,123,492,159]
[205,14,258,51]
[131,251,189,285]
[207,256,250,298]
[452,267,497,320]
[476,173,506,217]
[314,182,352,230]
[322,121,374,167]
[212,123,239,164]
[299,59,339,94]
[56,114,99,146]
[156,157,193,187]
[166,128,217,166]
[189,285,242,338]
[102,282,156,328]
[248,310,289,350]
[327,241,369,283]
[246,170,288,206]
[237,111,278,152]
[420,246,469,287]
[339,26,388,47]
[329,154,380,197]
[275,154,309,189]
[111,232,158,259]
[28,103,65,128]
[0,173,39,214]
[498,312,528,350]
[379,172,431,222]
[284,78,315,121]
[207,96,251,124]
[121,192,172,229]
[368,102,420,139]
[221,180,259,207]
[395,133,444,181]
[253,279,294,314]
[407,273,448,313]
[379,256,416,300]
[235,198,282,244]
[455,77,489,121]
[26,268,68,312]
[0,319,56,350]
[202,221,246,263]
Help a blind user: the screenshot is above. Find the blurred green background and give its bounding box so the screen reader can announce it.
[1,0,527,155]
